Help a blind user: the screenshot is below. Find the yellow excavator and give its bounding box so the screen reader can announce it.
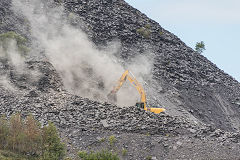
[107,70,165,114]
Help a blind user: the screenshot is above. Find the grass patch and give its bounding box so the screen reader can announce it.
[98,137,106,143]
[78,150,119,160]
[0,150,38,160]
[146,155,152,160]
[108,135,116,147]
[136,24,152,39]
[121,148,127,156]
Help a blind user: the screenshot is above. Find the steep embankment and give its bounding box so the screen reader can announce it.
[64,0,240,131]
[1,0,240,159]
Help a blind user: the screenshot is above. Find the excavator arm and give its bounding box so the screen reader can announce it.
[126,72,146,104]
[107,70,129,102]
[110,70,129,94]
[108,70,165,114]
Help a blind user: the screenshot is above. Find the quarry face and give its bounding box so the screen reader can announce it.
[1,0,240,159]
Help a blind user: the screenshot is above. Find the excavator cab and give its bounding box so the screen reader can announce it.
[136,102,144,109]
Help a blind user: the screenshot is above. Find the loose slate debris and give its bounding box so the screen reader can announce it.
[1,0,240,159]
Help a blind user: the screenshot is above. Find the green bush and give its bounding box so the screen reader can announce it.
[98,137,106,143]
[78,150,119,160]
[195,41,206,54]
[136,25,151,39]
[42,121,65,160]
[108,135,116,147]
[145,24,151,29]
[121,148,127,156]
[0,31,29,56]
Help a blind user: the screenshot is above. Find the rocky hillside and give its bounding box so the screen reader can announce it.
[1,0,240,159]
[62,0,240,131]
[67,0,240,132]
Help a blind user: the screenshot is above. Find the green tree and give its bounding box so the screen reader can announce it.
[8,113,26,153]
[0,113,66,159]
[42,121,65,160]
[0,115,9,150]
[195,41,206,54]
[24,115,42,155]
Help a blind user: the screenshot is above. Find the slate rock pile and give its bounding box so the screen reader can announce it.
[0,86,198,136]
[61,0,240,131]
[1,0,240,158]
[0,59,63,92]
[1,0,240,132]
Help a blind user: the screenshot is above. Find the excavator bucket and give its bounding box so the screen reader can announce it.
[107,92,117,103]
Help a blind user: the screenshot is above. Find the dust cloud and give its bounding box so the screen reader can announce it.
[11,0,153,106]
[0,38,28,91]
[0,38,42,91]
[0,39,25,72]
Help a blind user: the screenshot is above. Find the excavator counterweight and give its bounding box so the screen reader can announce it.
[108,70,165,114]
